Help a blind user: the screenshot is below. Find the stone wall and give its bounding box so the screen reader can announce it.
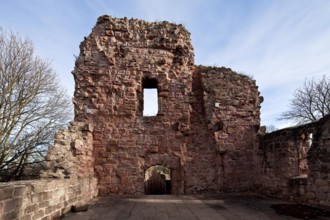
[41,122,94,179]
[71,15,262,195]
[197,66,262,190]
[258,115,330,207]
[2,14,329,218]
[307,115,330,207]
[0,177,97,220]
[73,15,195,195]
[0,119,97,220]
[257,125,313,197]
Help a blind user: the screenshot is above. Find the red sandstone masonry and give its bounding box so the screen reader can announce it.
[70,16,262,195]
[0,117,97,220]
[306,115,330,207]
[196,66,261,190]
[72,16,196,195]
[40,122,94,179]
[258,115,330,208]
[2,15,328,220]
[0,177,97,220]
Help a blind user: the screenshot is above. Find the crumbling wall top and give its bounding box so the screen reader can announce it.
[74,15,194,72]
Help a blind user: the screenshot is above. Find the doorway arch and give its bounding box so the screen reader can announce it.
[144,165,171,194]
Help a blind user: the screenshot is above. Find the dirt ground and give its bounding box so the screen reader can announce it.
[62,194,330,220]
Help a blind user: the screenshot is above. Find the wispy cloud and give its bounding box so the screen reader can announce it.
[192,1,330,127]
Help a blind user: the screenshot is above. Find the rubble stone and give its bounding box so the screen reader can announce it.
[63,16,262,195]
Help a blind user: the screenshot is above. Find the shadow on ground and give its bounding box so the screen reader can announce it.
[196,194,330,220]
[63,194,330,220]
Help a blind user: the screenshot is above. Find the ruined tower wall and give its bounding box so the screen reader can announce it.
[195,66,262,190]
[72,16,204,195]
[71,16,262,195]
[2,15,330,220]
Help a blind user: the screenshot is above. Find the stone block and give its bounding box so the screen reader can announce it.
[0,210,18,220]
[320,200,330,208]
[83,123,94,132]
[0,187,14,200]
[316,192,327,201]
[21,214,32,220]
[40,215,51,220]
[25,204,38,214]
[32,182,50,193]
[3,198,20,213]
[13,185,27,197]
[32,209,45,220]
[31,192,44,203]
[50,211,61,219]
[315,179,327,187]
[45,205,57,215]
[318,185,329,193]
[39,200,50,209]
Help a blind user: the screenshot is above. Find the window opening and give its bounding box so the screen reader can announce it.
[308,133,313,147]
[143,78,158,116]
[299,132,313,176]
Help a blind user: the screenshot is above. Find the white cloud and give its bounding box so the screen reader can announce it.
[193,1,330,127]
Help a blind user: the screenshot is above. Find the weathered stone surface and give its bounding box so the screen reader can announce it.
[40,122,94,179]
[67,15,262,195]
[258,115,330,207]
[28,14,329,209]
[306,115,330,207]
[1,15,330,220]
[0,178,97,220]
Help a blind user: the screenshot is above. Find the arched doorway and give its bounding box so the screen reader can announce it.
[144,165,171,194]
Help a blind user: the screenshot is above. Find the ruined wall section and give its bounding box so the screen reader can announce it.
[183,69,218,193]
[41,122,95,179]
[307,115,330,207]
[257,126,313,198]
[71,16,263,195]
[258,115,330,208]
[72,16,198,195]
[0,178,97,220]
[195,66,262,190]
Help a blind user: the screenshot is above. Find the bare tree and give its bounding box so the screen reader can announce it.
[279,75,330,124]
[0,28,72,181]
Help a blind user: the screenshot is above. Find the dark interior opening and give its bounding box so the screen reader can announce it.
[142,77,158,116]
[143,77,158,88]
[144,165,171,194]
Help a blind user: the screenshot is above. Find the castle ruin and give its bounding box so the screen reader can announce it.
[1,16,329,220]
[68,15,262,195]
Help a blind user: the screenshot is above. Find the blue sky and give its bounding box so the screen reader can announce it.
[1,0,330,128]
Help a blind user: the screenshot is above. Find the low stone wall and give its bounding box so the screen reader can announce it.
[257,115,330,208]
[307,115,330,207]
[257,125,312,197]
[0,177,97,220]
